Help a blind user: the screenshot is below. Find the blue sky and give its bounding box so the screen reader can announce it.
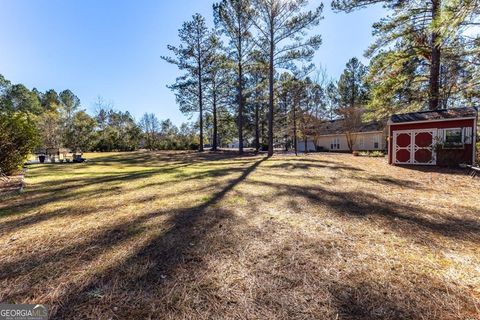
[0,0,385,125]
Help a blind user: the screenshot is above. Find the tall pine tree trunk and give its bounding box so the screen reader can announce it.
[198,64,204,152]
[255,103,260,152]
[238,61,244,154]
[429,0,441,110]
[293,100,298,156]
[261,114,265,149]
[268,34,274,157]
[212,88,218,151]
[284,95,289,151]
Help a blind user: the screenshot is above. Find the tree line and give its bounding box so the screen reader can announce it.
[163,0,480,156]
[0,74,199,174]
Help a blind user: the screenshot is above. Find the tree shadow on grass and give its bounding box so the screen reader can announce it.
[0,158,211,219]
[0,207,170,285]
[89,150,259,167]
[353,174,427,190]
[248,180,480,245]
[0,160,263,233]
[0,170,164,218]
[26,157,267,318]
[266,162,364,172]
[327,279,469,320]
[395,165,470,176]
[2,152,263,219]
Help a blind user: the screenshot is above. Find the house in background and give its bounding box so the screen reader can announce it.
[315,119,386,152]
[388,107,478,166]
[296,140,316,152]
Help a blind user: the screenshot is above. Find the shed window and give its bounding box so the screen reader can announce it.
[373,135,380,149]
[358,136,364,149]
[331,137,340,150]
[444,128,463,146]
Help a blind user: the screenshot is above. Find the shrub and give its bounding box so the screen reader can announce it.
[358,151,385,157]
[369,150,385,157]
[0,112,39,175]
[188,142,200,150]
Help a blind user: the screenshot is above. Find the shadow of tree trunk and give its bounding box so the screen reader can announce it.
[52,157,267,318]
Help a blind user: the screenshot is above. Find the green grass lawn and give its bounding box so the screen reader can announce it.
[0,151,479,319]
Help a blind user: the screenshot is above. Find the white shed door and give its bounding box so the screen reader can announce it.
[393,129,437,165]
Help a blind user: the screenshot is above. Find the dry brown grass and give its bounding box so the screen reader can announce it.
[0,151,479,319]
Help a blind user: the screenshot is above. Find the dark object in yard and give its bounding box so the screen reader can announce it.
[39,155,46,163]
[467,165,480,178]
[73,154,86,163]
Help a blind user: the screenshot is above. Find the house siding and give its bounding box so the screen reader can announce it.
[316,132,386,152]
[296,140,316,152]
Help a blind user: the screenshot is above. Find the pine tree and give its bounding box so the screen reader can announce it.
[214,0,255,154]
[162,14,217,152]
[298,77,325,153]
[335,57,369,151]
[332,0,477,112]
[204,51,232,151]
[251,0,323,156]
[248,50,269,152]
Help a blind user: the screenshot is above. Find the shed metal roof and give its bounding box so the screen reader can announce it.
[390,107,478,124]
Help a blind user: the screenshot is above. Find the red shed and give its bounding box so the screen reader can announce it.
[388,107,478,166]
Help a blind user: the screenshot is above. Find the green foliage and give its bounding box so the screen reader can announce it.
[38,110,62,148]
[336,57,369,109]
[0,74,144,158]
[359,151,385,158]
[333,0,480,115]
[276,72,327,152]
[42,90,61,110]
[140,113,161,150]
[252,0,323,69]
[251,0,323,155]
[92,109,142,152]
[214,0,255,151]
[59,89,81,119]
[366,51,424,119]
[138,115,200,151]
[0,111,39,175]
[0,75,41,174]
[64,111,97,152]
[162,14,219,151]
[3,84,42,115]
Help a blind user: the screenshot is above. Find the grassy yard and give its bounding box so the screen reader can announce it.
[0,151,479,319]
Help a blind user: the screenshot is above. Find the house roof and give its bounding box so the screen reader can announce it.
[390,107,478,124]
[317,119,386,136]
